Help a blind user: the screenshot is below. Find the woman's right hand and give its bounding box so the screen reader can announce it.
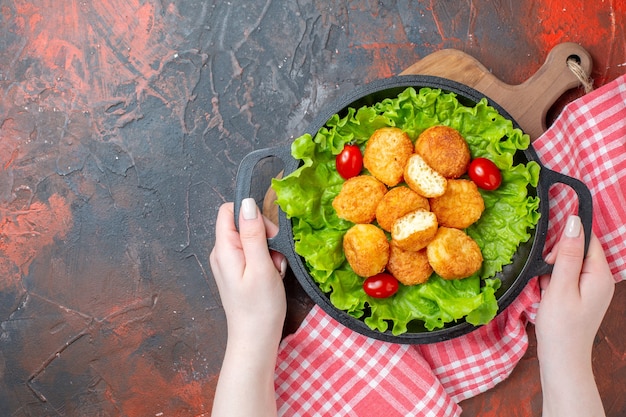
[535,215,615,417]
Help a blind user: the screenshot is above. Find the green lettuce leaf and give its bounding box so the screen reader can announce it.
[272,87,540,335]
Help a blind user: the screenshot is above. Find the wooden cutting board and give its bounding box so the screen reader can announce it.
[262,42,592,218]
[400,42,592,140]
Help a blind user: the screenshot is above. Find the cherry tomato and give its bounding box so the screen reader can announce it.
[363,273,399,298]
[336,144,363,180]
[468,157,502,190]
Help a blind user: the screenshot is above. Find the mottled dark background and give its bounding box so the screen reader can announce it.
[0,1,624,416]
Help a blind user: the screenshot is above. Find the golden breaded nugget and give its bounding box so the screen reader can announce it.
[404,153,447,198]
[363,127,414,187]
[387,244,433,286]
[430,179,485,229]
[415,125,470,178]
[426,227,483,280]
[391,209,438,251]
[343,224,390,277]
[375,186,430,232]
[332,175,387,223]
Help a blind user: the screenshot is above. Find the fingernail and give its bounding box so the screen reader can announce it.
[565,215,582,238]
[279,258,288,278]
[241,198,258,220]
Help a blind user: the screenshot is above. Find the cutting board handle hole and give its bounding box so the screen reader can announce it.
[567,54,581,65]
[565,54,593,93]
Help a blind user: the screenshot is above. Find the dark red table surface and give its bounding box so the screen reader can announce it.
[1,1,624,416]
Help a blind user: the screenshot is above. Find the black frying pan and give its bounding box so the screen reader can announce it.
[234,75,592,344]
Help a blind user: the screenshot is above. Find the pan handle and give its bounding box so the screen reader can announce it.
[527,167,593,277]
[233,145,296,256]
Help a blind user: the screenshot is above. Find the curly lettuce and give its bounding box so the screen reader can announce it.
[272,87,540,335]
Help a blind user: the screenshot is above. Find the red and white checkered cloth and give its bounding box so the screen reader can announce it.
[275,74,626,416]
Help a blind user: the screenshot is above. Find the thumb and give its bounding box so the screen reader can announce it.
[238,198,275,270]
[548,215,585,296]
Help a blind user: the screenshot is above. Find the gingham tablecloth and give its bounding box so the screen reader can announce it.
[275,74,626,417]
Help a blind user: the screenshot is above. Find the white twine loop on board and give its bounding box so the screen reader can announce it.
[567,57,594,93]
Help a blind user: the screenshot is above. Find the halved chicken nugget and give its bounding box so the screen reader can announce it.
[430,179,485,229]
[343,224,390,277]
[426,227,483,280]
[363,127,414,187]
[391,209,438,251]
[375,186,430,232]
[332,175,387,224]
[387,244,433,286]
[415,125,470,178]
[404,153,447,198]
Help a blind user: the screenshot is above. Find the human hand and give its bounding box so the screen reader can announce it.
[210,200,286,417]
[535,215,615,417]
[210,199,287,344]
[535,215,615,365]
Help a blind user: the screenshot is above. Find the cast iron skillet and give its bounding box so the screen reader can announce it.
[233,75,592,344]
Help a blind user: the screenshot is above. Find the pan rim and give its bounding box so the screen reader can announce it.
[273,75,554,344]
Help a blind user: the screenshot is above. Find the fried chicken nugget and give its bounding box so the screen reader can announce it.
[332,175,387,223]
[430,179,485,229]
[426,227,483,280]
[391,209,438,251]
[343,224,390,277]
[363,127,414,187]
[375,186,430,232]
[387,244,433,286]
[415,125,470,178]
[404,153,447,198]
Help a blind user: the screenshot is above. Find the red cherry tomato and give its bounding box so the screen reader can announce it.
[363,273,399,298]
[336,144,363,179]
[468,157,502,190]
